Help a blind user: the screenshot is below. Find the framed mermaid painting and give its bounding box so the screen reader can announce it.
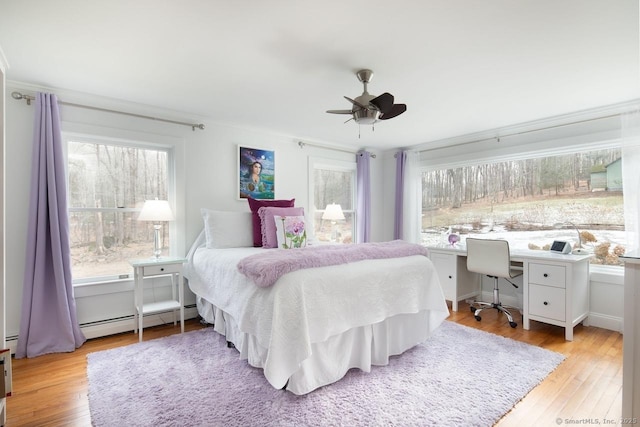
[238,145,275,200]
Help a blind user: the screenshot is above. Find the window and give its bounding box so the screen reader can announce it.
[66,137,173,282]
[309,158,356,244]
[421,147,625,266]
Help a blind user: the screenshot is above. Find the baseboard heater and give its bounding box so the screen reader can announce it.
[80,303,198,328]
[5,304,198,355]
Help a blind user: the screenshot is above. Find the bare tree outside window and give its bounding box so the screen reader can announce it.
[422,148,625,265]
[67,140,170,281]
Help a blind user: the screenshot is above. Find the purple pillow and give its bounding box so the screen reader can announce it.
[247,197,295,246]
[258,206,305,248]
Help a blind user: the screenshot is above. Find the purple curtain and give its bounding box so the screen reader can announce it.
[394,151,407,239]
[16,93,86,358]
[356,151,371,243]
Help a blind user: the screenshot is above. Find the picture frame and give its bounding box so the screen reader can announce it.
[238,145,275,200]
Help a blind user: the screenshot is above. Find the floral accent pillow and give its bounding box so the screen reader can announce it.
[258,206,304,248]
[274,215,307,249]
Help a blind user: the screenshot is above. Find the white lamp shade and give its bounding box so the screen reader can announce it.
[322,203,345,221]
[138,199,175,222]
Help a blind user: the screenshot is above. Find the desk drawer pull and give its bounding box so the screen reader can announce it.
[160,267,164,272]
[544,273,548,277]
[543,301,549,305]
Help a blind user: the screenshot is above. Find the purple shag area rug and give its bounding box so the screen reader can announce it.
[87,321,564,427]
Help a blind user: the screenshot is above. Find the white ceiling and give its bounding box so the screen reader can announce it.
[0,0,638,151]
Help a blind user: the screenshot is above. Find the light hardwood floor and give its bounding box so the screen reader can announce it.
[6,302,623,427]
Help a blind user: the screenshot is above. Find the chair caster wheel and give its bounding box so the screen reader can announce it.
[509,322,517,328]
[469,306,476,313]
[474,315,482,322]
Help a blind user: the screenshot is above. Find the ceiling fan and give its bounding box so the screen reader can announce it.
[326,69,407,126]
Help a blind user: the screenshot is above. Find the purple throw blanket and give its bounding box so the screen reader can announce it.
[237,240,429,287]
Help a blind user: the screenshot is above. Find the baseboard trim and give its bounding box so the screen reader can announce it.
[6,307,199,355]
[586,312,623,333]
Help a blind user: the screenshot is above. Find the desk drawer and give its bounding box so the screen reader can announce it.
[143,264,181,276]
[529,284,565,321]
[528,263,566,288]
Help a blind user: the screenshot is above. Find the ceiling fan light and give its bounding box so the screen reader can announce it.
[353,109,379,124]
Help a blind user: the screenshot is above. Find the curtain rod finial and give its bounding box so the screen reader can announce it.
[12,91,34,105]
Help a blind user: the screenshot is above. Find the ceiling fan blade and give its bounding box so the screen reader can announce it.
[379,104,407,120]
[344,96,368,110]
[370,92,394,113]
[326,109,353,114]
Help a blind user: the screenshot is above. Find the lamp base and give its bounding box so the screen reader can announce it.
[329,221,339,243]
[572,248,589,255]
[153,225,162,258]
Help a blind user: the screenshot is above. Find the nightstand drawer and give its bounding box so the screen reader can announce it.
[143,263,181,276]
[529,263,566,288]
[529,283,565,321]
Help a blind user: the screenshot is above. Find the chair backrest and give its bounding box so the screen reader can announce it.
[466,238,512,278]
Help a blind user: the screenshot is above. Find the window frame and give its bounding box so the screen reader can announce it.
[308,157,357,243]
[63,130,178,285]
[418,139,626,268]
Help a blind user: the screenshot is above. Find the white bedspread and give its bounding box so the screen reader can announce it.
[185,235,449,390]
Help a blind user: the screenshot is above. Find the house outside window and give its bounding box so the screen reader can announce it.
[309,158,356,244]
[66,136,173,282]
[421,147,625,266]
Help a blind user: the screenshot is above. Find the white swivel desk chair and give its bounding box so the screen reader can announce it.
[465,238,523,328]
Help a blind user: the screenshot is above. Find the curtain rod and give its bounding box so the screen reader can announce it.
[297,140,376,158]
[418,112,624,154]
[11,91,205,131]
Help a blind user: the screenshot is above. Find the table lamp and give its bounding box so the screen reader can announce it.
[322,203,345,242]
[138,199,175,258]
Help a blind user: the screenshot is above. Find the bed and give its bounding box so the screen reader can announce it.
[184,208,449,395]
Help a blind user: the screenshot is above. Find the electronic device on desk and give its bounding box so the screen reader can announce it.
[550,240,572,254]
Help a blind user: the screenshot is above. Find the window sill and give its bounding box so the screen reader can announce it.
[74,278,135,298]
[74,278,180,298]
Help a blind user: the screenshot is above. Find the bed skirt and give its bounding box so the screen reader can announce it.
[196,295,445,394]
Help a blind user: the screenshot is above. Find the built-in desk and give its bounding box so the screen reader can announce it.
[427,245,591,341]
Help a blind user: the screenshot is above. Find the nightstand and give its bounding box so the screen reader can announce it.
[129,256,187,341]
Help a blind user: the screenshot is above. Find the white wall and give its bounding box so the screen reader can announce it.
[4,81,385,346]
[183,124,384,247]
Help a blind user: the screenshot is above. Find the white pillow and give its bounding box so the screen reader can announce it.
[201,209,254,249]
[274,215,307,249]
